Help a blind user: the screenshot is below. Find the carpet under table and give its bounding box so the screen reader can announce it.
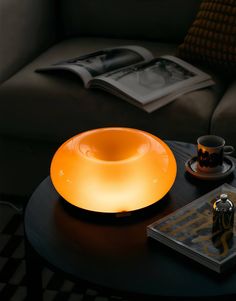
[0,199,127,301]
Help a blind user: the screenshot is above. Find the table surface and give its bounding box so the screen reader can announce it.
[24,141,236,299]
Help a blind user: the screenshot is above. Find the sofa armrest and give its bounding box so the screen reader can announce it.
[0,0,57,83]
[211,79,236,147]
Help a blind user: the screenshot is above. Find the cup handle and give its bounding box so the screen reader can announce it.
[224,145,234,155]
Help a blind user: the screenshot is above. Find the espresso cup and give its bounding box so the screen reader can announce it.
[197,135,234,173]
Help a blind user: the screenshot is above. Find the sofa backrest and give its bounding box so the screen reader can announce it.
[0,0,57,84]
[60,0,201,42]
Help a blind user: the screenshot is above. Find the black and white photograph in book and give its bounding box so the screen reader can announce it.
[107,58,195,95]
[55,48,144,77]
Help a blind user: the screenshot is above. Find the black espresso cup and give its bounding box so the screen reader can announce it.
[197,135,234,173]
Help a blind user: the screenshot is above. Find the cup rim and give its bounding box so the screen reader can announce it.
[197,135,225,149]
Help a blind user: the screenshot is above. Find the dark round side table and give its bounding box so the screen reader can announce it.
[24,141,236,301]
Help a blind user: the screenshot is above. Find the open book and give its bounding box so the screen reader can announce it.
[147,184,236,273]
[36,45,214,113]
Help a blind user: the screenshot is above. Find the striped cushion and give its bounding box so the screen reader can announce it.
[178,0,236,70]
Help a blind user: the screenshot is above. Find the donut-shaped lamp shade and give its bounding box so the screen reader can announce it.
[50,128,177,213]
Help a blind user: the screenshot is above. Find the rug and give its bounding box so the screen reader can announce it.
[0,198,127,301]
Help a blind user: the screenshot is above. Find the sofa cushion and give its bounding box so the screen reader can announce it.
[0,37,227,144]
[211,79,236,147]
[178,0,236,72]
[60,0,201,42]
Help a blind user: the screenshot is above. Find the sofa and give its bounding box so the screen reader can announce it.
[0,0,234,198]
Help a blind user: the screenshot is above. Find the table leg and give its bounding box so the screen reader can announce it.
[24,238,43,301]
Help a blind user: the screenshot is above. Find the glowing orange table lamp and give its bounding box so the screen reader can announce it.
[50,128,177,213]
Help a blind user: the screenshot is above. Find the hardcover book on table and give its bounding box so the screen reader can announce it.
[147,184,236,273]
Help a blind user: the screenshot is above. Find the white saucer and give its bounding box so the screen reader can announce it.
[185,156,235,180]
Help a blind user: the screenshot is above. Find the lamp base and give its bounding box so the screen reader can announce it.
[59,194,169,224]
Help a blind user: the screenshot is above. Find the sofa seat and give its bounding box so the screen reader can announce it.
[0,37,227,145]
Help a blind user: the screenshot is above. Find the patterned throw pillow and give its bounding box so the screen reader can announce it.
[178,0,236,71]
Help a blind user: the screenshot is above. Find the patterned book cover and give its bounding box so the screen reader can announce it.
[147,184,236,273]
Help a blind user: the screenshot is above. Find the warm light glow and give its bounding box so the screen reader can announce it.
[50,128,177,213]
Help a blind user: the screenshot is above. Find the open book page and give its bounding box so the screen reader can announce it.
[35,46,153,87]
[96,79,214,113]
[142,79,214,112]
[91,55,214,109]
